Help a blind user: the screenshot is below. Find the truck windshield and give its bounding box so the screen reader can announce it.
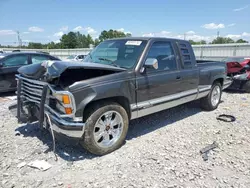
[83,39,147,69]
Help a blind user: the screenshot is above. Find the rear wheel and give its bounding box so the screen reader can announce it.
[200,82,222,111]
[80,102,129,155]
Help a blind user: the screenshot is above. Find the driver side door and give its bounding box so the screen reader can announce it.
[135,40,183,117]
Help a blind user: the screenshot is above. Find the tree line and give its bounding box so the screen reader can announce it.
[0,29,132,49]
[189,37,248,45]
[0,29,248,49]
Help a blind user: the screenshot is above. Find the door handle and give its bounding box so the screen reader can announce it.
[176,76,181,80]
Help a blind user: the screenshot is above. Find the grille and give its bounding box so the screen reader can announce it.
[18,76,46,104]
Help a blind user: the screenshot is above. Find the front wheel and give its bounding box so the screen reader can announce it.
[80,102,129,155]
[200,82,222,111]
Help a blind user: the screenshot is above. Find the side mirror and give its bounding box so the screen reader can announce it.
[0,62,4,68]
[145,58,158,69]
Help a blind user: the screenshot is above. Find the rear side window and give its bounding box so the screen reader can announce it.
[178,42,192,68]
[3,55,28,67]
[146,41,177,71]
[31,54,52,64]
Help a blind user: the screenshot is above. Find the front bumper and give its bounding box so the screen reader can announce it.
[12,75,85,139]
[45,111,85,138]
[9,102,85,138]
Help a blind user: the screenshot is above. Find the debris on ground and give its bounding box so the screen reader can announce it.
[1,92,250,187]
[216,114,236,122]
[200,141,219,161]
[15,131,21,136]
[17,162,26,168]
[27,160,52,171]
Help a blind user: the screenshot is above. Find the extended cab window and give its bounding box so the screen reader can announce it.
[178,42,192,68]
[146,41,177,71]
[31,54,52,64]
[3,55,28,67]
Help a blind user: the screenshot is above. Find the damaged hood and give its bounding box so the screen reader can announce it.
[18,60,126,81]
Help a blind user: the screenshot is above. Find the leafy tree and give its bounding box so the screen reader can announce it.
[86,34,94,47]
[60,32,78,48]
[236,39,248,43]
[75,32,94,48]
[126,33,132,37]
[28,42,43,49]
[99,29,130,42]
[47,42,62,49]
[94,39,101,46]
[200,40,206,44]
[211,37,235,44]
[189,40,206,45]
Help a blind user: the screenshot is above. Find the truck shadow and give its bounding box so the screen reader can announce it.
[15,123,96,161]
[0,91,16,98]
[15,100,203,161]
[127,100,202,140]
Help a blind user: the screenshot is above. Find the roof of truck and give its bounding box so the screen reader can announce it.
[106,37,188,42]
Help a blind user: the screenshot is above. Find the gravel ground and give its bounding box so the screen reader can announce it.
[0,91,250,188]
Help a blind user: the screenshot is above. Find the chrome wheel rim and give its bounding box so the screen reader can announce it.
[211,85,221,106]
[93,110,124,148]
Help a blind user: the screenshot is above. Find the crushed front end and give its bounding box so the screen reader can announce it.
[15,74,85,138]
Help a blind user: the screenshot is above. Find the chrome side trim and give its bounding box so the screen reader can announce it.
[148,89,198,106]
[131,111,138,120]
[130,86,212,119]
[137,94,196,118]
[223,79,232,90]
[198,85,211,92]
[197,91,210,99]
[130,89,199,119]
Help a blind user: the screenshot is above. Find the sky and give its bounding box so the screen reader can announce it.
[0,0,250,46]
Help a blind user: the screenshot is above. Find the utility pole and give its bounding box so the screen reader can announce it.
[217,31,220,38]
[184,33,186,40]
[16,31,22,49]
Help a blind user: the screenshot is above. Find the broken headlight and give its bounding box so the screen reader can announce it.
[53,93,75,115]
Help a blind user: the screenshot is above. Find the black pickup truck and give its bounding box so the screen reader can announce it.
[11,37,232,155]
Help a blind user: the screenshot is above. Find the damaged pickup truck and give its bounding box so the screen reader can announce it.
[225,57,250,92]
[11,37,232,155]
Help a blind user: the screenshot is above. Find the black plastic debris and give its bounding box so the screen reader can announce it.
[200,141,219,161]
[216,114,236,122]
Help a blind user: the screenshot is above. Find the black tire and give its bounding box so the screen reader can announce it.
[243,80,250,93]
[80,101,129,155]
[200,82,222,111]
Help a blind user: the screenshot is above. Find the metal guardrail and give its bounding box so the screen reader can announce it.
[1,43,250,60]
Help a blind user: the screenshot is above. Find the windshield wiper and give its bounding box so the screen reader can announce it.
[98,57,113,63]
[98,57,121,68]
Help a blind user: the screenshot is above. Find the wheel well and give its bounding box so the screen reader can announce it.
[83,96,131,120]
[213,78,223,86]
